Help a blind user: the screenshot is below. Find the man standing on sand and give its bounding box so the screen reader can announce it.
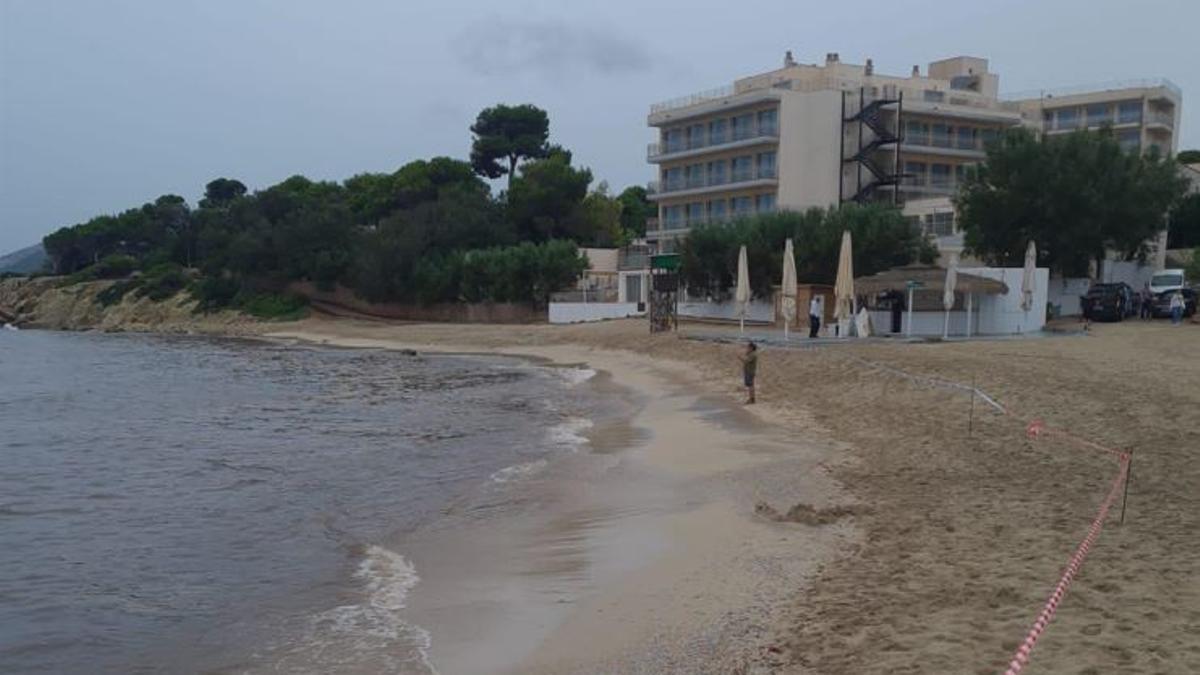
[809,295,822,338]
[739,342,758,404]
[1170,289,1185,325]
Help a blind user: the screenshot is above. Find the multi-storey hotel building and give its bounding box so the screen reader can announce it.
[645,52,1182,258]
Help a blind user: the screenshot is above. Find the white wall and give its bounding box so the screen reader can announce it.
[962,267,1049,334]
[1047,277,1091,317]
[679,298,775,323]
[549,302,644,324]
[777,90,842,209]
[1100,260,1156,291]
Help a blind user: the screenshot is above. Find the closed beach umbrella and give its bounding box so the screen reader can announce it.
[833,231,854,331]
[943,254,958,339]
[1021,240,1037,312]
[735,245,750,334]
[781,238,797,340]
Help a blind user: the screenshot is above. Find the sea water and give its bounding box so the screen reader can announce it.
[0,331,603,673]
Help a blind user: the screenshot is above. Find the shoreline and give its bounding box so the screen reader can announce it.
[265,320,856,674]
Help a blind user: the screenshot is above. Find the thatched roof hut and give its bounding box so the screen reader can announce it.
[854,265,1009,295]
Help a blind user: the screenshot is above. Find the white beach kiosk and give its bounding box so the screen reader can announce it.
[856,264,1050,337]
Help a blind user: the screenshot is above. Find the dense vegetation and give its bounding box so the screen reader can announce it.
[679,204,937,299]
[40,105,649,311]
[957,128,1188,276]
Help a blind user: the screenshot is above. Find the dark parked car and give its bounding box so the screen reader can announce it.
[1081,282,1134,321]
[1150,288,1197,318]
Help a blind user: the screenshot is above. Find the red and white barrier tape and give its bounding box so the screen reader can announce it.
[839,354,1132,674]
[1003,452,1129,674]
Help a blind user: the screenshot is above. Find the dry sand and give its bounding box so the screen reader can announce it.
[267,315,1200,674]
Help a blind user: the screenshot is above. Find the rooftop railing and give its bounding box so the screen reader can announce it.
[1002,78,1182,102]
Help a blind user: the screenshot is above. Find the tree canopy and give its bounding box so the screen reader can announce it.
[1177,149,1200,165]
[957,128,1187,276]
[39,103,655,311]
[469,104,550,187]
[679,205,937,299]
[1168,193,1200,249]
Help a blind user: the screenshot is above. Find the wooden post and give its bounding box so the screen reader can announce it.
[968,374,977,437]
[1120,451,1134,525]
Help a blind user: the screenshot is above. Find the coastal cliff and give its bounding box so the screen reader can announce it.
[0,277,262,335]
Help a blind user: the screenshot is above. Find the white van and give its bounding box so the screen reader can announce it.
[1149,269,1186,295]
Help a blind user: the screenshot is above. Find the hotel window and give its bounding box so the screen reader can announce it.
[686,164,706,189]
[731,156,754,182]
[731,196,754,215]
[757,151,777,179]
[757,109,778,136]
[709,118,728,144]
[1117,128,1140,153]
[981,128,999,146]
[664,128,684,153]
[1055,108,1079,130]
[904,161,927,185]
[1043,110,1054,129]
[731,113,755,141]
[707,159,727,185]
[687,202,705,224]
[1117,100,1142,124]
[927,212,955,237]
[664,167,684,191]
[1086,103,1111,128]
[932,124,953,147]
[954,164,971,185]
[687,124,707,149]
[905,120,930,145]
[708,199,727,222]
[923,90,945,103]
[756,193,777,213]
[955,126,978,150]
[663,205,684,226]
[930,163,952,187]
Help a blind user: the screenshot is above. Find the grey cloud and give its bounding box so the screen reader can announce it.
[456,18,652,78]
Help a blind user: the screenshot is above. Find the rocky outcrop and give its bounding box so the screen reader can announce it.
[0,277,263,335]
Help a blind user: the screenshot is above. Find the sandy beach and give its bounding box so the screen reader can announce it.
[267,315,1200,673]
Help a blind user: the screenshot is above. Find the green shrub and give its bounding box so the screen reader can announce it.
[235,292,309,320]
[135,263,189,301]
[93,254,139,279]
[191,275,242,313]
[96,279,142,307]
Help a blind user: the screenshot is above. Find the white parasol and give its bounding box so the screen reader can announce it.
[833,230,854,335]
[781,239,797,340]
[735,245,750,334]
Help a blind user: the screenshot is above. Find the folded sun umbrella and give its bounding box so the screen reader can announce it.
[943,254,959,339]
[781,238,797,340]
[735,245,750,335]
[833,230,854,335]
[1021,240,1037,313]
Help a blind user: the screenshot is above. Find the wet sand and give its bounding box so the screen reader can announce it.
[268,316,1200,673]
[267,322,851,674]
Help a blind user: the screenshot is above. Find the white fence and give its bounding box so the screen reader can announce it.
[678,298,776,323]
[549,302,644,324]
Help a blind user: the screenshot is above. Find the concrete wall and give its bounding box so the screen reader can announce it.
[777,89,842,209]
[679,298,776,323]
[549,302,644,324]
[1047,277,1091,317]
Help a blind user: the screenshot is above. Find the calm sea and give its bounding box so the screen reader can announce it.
[0,330,602,674]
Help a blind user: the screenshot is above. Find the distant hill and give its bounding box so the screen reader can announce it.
[0,244,48,274]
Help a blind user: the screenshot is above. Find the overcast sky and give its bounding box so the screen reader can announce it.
[2,0,1197,252]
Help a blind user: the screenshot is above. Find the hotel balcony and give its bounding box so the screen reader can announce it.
[648,168,778,201]
[647,127,779,163]
[1146,110,1175,131]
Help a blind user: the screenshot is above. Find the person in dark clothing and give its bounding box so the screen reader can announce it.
[739,341,758,404]
[808,295,822,338]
